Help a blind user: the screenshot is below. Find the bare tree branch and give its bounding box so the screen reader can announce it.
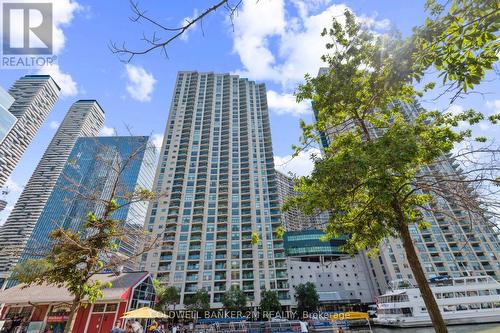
[110,0,244,62]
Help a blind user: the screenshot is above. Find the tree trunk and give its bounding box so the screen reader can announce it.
[399,222,448,333]
[63,296,81,333]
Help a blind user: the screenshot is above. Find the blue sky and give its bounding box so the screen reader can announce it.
[0,0,499,222]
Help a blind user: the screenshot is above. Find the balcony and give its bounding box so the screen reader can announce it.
[157,265,170,272]
[215,274,227,281]
[242,253,253,259]
[214,285,226,292]
[242,283,254,291]
[216,243,227,250]
[277,281,289,289]
[186,275,199,282]
[274,252,285,258]
[185,285,198,293]
[278,292,291,300]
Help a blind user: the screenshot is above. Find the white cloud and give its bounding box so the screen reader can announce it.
[0,2,84,105]
[447,104,491,131]
[0,179,23,225]
[179,9,199,41]
[4,178,22,193]
[446,104,469,129]
[5,0,82,55]
[447,104,464,115]
[151,133,164,151]
[291,0,333,19]
[125,64,157,102]
[3,205,14,214]
[37,64,78,97]
[486,99,500,113]
[478,121,490,131]
[358,15,391,30]
[274,148,321,177]
[49,120,60,129]
[232,0,390,89]
[232,0,285,81]
[51,0,82,96]
[267,90,311,117]
[16,1,82,97]
[99,125,116,136]
[51,0,84,54]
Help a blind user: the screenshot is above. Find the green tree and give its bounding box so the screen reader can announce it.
[413,0,499,96]
[184,289,211,315]
[259,290,282,319]
[251,231,260,245]
[287,6,499,333]
[275,226,285,239]
[153,281,180,311]
[12,141,158,333]
[294,283,319,317]
[222,285,248,312]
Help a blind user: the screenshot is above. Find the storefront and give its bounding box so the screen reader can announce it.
[0,272,156,333]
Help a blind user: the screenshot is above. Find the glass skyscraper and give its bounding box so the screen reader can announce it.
[22,136,156,269]
[0,75,60,187]
[143,71,289,308]
[0,100,104,287]
[0,87,15,145]
[0,87,15,214]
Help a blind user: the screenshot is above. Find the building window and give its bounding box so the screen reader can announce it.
[105,304,117,312]
[92,304,106,313]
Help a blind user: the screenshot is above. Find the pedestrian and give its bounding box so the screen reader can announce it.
[125,322,134,333]
[43,325,54,333]
[0,318,12,333]
[147,320,159,333]
[10,316,21,333]
[132,320,144,333]
[110,320,124,333]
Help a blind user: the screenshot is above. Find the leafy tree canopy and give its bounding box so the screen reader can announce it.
[153,281,180,311]
[222,285,248,312]
[413,0,499,93]
[259,290,282,316]
[294,282,319,317]
[184,289,211,314]
[287,2,499,332]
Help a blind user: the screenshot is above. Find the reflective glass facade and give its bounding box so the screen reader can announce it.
[129,275,156,310]
[0,87,15,145]
[284,230,347,257]
[22,136,155,267]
